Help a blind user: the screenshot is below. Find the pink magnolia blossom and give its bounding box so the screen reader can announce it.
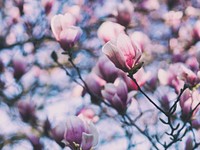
[58,26,82,50]
[178,64,200,87]
[158,63,185,93]
[92,56,120,82]
[101,78,133,114]
[180,89,200,121]
[51,13,82,50]
[51,13,76,40]
[102,33,142,72]
[77,108,99,123]
[63,116,98,150]
[97,21,125,43]
[84,73,106,97]
[163,11,183,29]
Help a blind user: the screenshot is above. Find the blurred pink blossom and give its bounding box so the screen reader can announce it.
[78,108,99,123]
[84,73,106,97]
[180,89,200,121]
[116,0,133,26]
[178,64,200,87]
[92,56,120,83]
[121,67,150,91]
[158,64,185,93]
[163,11,183,29]
[102,33,142,72]
[140,0,160,11]
[65,5,82,22]
[63,116,98,150]
[97,21,125,43]
[130,31,151,52]
[101,78,131,114]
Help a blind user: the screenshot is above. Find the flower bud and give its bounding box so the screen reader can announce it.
[102,33,142,72]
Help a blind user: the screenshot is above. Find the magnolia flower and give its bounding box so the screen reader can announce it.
[51,13,82,50]
[63,116,98,150]
[101,78,133,114]
[93,56,120,83]
[178,65,200,87]
[84,73,106,97]
[51,13,76,40]
[58,26,82,50]
[180,89,200,121]
[102,33,142,72]
[97,21,125,43]
[158,63,185,93]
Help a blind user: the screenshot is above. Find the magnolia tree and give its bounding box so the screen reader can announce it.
[0,0,200,150]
